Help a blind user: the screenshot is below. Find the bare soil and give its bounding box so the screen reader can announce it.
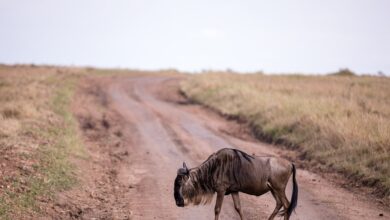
[49,76,389,219]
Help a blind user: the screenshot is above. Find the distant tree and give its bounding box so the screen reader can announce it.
[377,71,386,77]
[226,68,234,73]
[330,68,356,76]
[254,70,264,75]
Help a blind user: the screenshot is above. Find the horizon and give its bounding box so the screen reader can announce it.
[1,1,389,75]
[2,63,384,77]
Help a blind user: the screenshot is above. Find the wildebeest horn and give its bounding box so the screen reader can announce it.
[183,162,188,171]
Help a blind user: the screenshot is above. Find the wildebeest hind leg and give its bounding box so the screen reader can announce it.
[231,192,244,220]
[276,189,290,220]
[268,185,282,220]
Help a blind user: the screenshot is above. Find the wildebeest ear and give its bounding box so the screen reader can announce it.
[183,162,188,172]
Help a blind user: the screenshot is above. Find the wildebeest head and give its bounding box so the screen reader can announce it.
[174,162,189,207]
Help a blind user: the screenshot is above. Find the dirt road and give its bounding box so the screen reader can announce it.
[56,76,389,220]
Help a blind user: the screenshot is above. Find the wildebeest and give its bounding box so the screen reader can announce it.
[174,148,298,220]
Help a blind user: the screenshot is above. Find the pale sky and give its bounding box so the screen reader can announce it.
[0,0,389,74]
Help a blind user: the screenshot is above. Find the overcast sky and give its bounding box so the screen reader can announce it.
[0,0,389,74]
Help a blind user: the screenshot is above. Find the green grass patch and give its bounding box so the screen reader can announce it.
[0,69,84,218]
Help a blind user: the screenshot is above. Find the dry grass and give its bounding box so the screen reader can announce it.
[181,72,390,197]
[0,65,84,218]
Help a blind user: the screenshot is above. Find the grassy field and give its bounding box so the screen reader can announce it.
[181,72,390,197]
[0,66,84,218]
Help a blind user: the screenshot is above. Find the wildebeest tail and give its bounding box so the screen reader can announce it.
[287,163,298,218]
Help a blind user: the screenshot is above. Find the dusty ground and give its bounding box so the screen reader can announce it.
[49,75,389,219]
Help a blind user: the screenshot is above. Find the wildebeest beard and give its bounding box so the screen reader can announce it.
[178,149,254,206]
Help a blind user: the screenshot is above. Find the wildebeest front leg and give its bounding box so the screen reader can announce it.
[231,192,244,220]
[214,191,225,220]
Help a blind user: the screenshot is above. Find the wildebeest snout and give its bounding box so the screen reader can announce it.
[176,199,184,207]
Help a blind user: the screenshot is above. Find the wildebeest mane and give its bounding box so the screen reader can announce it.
[181,148,254,205]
